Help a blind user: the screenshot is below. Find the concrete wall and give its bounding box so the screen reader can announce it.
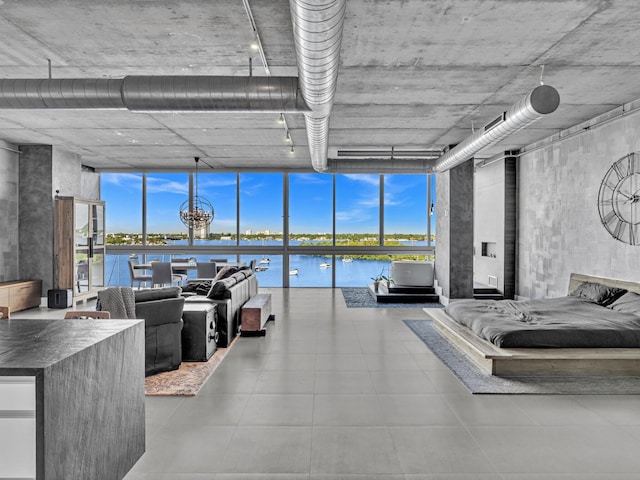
[0,141,20,281]
[18,145,99,293]
[518,111,640,299]
[435,160,474,300]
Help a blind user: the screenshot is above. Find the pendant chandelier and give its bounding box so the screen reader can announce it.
[179,157,214,229]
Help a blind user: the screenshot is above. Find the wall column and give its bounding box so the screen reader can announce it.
[18,145,98,293]
[435,159,474,302]
[19,145,55,292]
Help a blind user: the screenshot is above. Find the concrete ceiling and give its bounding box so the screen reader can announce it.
[0,0,639,172]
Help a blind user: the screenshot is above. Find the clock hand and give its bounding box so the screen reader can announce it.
[623,186,640,203]
[618,190,633,200]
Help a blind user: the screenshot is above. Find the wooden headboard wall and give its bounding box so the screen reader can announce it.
[568,273,640,296]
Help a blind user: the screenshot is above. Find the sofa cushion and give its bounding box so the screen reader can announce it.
[205,268,254,300]
[136,296,185,328]
[207,276,238,299]
[214,265,241,281]
[135,286,181,303]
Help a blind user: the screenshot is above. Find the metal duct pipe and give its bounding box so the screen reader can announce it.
[326,158,437,174]
[433,85,560,173]
[0,76,309,112]
[289,0,346,172]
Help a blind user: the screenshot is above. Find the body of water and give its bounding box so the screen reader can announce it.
[104,239,419,288]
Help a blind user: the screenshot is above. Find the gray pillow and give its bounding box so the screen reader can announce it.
[608,291,640,315]
[569,282,627,306]
[134,286,181,303]
[206,276,238,299]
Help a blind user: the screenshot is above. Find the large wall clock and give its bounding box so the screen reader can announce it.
[598,152,640,245]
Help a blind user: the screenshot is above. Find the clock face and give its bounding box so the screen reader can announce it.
[598,152,640,245]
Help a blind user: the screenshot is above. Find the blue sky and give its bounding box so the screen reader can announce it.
[101,172,435,235]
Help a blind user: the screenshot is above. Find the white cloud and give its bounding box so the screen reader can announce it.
[146,177,188,195]
[101,172,142,189]
[343,174,378,186]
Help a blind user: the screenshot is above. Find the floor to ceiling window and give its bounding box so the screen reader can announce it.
[102,171,435,288]
[335,174,380,246]
[383,174,428,247]
[146,173,189,243]
[288,173,333,287]
[102,173,143,245]
[196,172,237,242]
[289,173,333,246]
[240,173,284,246]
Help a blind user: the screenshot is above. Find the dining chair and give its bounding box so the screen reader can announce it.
[128,258,152,289]
[171,257,190,284]
[0,306,9,319]
[151,262,182,288]
[196,262,217,279]
[64,310,111,319]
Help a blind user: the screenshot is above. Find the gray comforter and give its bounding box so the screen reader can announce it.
[445,296,640,348]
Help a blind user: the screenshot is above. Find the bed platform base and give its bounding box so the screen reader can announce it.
[427,308,640,377]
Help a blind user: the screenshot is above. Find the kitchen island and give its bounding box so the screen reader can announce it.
[0,318,145,479]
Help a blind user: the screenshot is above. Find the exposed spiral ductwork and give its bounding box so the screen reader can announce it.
[289,0,346,172]
[434,84,560,173]
[0,76,310,112]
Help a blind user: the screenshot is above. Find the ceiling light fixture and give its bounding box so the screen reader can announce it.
[179,157,214,229]
[290,145,295,154]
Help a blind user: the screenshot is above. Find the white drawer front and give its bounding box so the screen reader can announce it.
[0,417,36,478]
[0,376,36,410]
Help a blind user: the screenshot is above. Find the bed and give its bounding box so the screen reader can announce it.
[426,273,640,376]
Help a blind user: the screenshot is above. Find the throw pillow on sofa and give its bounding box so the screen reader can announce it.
[207,276,238,299]
[214,265,241,281]
[134,286,181,303]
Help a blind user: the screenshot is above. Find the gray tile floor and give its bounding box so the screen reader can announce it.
[18,288,640,479]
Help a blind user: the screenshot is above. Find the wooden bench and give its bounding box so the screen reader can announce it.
[240,294,274,337]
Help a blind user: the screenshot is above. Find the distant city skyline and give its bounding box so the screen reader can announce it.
[101,172,436,235]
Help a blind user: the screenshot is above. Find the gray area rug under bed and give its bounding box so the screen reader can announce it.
[403,319,640,395]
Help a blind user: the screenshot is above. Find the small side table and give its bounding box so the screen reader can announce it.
[241,293,275,337]
[181,303,218,361]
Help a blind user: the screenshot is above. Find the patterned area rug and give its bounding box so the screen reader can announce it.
[145,337,236,396]
[341,287,443,309]
[404,319,640,395]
